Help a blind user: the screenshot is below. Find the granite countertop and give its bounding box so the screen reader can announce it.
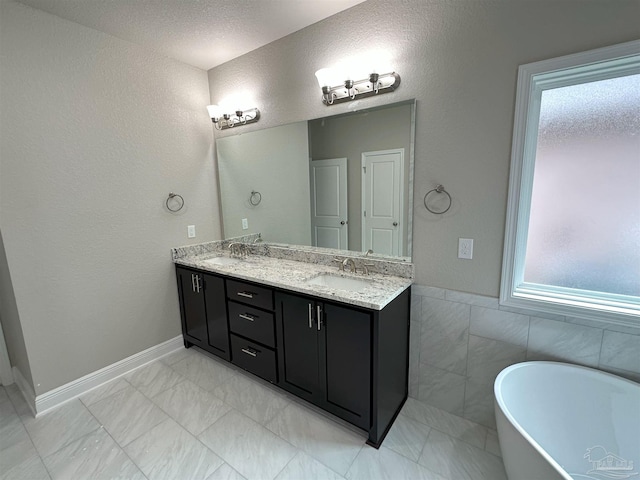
[174,251,412,311]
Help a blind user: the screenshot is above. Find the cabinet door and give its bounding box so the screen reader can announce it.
[275,292,320,401]
[203,274,230,360]
[321,302,371,429]
[177,268,207,344]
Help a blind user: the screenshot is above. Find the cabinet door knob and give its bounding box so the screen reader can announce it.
[393,222,398,226]
[340,220,346,225]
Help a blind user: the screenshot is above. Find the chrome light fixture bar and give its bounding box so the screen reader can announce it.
[206,105,260,130]
[315,69,401,106]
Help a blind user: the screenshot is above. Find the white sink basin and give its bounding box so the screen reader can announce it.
[305,274,372,292]
[204,256,242,266]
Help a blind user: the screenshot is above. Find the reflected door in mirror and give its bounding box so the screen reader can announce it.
[362,149,404,256]
[310,158,348,249]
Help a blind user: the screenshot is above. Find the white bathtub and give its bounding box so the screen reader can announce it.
[494,362,639,480]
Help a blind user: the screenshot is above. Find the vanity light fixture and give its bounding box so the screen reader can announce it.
[314,68,401,106]
[206,105,260,130]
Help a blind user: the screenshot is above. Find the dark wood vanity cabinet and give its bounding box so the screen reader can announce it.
[275,289,410,447]
[175,264,410,448]
[275,292,371,430]
[175,267,230,361]
[225,279,278,383]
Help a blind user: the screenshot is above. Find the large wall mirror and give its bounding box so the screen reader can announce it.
[216,100,415,260]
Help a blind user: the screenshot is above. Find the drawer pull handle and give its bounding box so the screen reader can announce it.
[239,313,256,322]
[317,305,323,331]
[308,303,313,329]
[241,348,258,357]
[237,291,254,299]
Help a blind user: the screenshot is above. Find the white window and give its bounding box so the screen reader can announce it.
[500,40,640,329]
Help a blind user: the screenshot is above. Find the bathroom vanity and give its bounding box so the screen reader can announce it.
[172,240,412,448]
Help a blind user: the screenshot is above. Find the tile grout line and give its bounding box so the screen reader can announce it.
[3,386,54,480]
[83,391,151,479]
[342,443,365,479]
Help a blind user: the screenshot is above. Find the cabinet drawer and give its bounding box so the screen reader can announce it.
[228,301,275,348]
[226,279,274,311]
[230,334,277,383]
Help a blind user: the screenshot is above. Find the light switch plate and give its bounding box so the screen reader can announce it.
[187,225,196,238]
[458,238,473,259]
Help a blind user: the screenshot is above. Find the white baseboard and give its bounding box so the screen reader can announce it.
[34,335,183,416]
[12,366,37,417]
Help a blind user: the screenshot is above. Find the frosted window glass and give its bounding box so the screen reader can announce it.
[524,74,640,296]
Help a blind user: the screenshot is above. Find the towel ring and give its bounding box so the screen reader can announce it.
[424,185,452,214]
[166,192,184,212]
[249,190,262,206]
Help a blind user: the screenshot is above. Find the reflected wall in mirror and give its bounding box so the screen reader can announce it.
[216,100,415,260]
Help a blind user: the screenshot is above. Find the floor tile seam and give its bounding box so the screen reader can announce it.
[0,454,51,480]
[9,393,99,476]
[383,435,426,463]
[120,412,224,478]
[1,416,53,480]
[341,443,365,479]
[378,444,452,480]
[399,406,489,448]
[81,400,149,478]
[423,425,489,452]
[116,411,170,450]
[199,407,304,476]
[209,371,257,401]
[204,462,237,480]
[135,374,189,402]
[270,449,299,480]
[36,424,104,478]
[418,427,503,480]
[78,377,134,408]
[104,427,149,480]
[189,417,236,466]
[148,382,237,436]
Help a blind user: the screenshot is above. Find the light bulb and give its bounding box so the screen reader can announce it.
[315,68,337,88]
[206,104,223,120]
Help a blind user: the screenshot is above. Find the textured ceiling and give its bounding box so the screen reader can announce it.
[14,0,366,70]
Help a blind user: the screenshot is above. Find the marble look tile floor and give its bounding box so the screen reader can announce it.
[0,347,506,480]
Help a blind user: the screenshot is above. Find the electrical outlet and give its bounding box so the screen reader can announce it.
[242,218,249,230]
[458,238,473,259]
[187,225,196,238]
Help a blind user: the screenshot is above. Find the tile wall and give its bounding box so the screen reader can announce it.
[409,285,640,430]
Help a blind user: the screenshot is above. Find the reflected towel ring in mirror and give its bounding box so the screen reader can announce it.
[424,185,452,214]
[166,192,184,212]
[249,190,262,206]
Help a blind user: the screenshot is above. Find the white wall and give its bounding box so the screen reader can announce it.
[0,1,220,394]
[0,230,32,388]
[216,121,311,244]
[207,0,640,297]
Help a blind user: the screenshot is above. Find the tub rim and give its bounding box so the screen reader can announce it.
[494,361,639,480]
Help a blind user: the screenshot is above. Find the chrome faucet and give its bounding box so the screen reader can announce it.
[228,242,248,257]
[363,249,374,257]
[342,257,357,273]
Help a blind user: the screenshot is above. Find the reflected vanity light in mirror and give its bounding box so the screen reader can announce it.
[207,104,260,130]
[315,67,400,105]
[215,100,416,261]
